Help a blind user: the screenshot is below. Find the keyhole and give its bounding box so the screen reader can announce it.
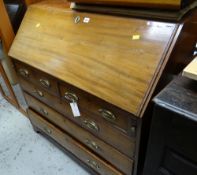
[74,16,80,24]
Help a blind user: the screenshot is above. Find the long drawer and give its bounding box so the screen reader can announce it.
[25,93,133,174]
[20,78,136,158]
[59,82,137,136]
[28,109,126,175]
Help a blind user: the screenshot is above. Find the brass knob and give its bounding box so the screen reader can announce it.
[40,108,48,116]
[43,127,52,135]
[83,120,99,132]
[87,160,100,169]
[39,79,50,88]
[85,139,100,150]
[98,109,116,122]
[19,68,29,78]
[64,92,78,102]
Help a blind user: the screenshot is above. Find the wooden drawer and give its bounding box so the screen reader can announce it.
[14,60,35,82]
[25,93,134,175]
[28,109,125,175]
[21,79,135,158]
[14,60,58,96]
[59,82,137,137]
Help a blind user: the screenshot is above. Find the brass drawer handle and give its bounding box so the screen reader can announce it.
[83,120,99,132]
[98,109,116,122]
[19,68,29,78]
[39,79,50,88]
[43,127,52,135]
[64,92,78,102]
[85,139,100,150]
[40,108,48,116]
[33,90,44,97]
[87,160,100,169]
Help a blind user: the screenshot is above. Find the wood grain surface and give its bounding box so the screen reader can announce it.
[28,109,124,175]
[68,0,184,9]
[18,76,136,158]
[25,93,134,174]
[9,1,178,117]
[183,57,197,81]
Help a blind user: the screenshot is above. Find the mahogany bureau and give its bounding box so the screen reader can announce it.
[8,1,197,175]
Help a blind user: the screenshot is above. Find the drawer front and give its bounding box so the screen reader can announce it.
[21,79,135,158]
[14,60,35,83]
[28,109,126,175]
[14,60,58,96]
[25,93,133,175]
[59,82,137,137]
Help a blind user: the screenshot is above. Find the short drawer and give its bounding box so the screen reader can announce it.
[14,60,58,96]
[14,60,35,83]
[25,93,134,175]
[21,79,135,158]
[28,109,126,175]
[59,82,137,137]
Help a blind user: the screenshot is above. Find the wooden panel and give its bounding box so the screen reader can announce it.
[68,0,184,9]
[183,57,197,81]
[20,78,136,158]
[28,109,125,175]
[25,93,134,174]
[0,0,15,52]
[9,2,178,117]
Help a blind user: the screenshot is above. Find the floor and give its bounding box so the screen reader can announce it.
[0,93,90,175]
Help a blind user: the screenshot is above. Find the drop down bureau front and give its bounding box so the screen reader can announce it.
[8,1,190,175]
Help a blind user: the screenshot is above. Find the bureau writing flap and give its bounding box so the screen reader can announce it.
[9,1,179,117]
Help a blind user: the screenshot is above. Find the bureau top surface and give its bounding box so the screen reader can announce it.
[9,1,178,117]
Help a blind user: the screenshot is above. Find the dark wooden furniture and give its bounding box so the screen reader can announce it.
[143,76,197,175]
[4,0,26,33]
[8,1,197,175]
[68,0,195,10]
